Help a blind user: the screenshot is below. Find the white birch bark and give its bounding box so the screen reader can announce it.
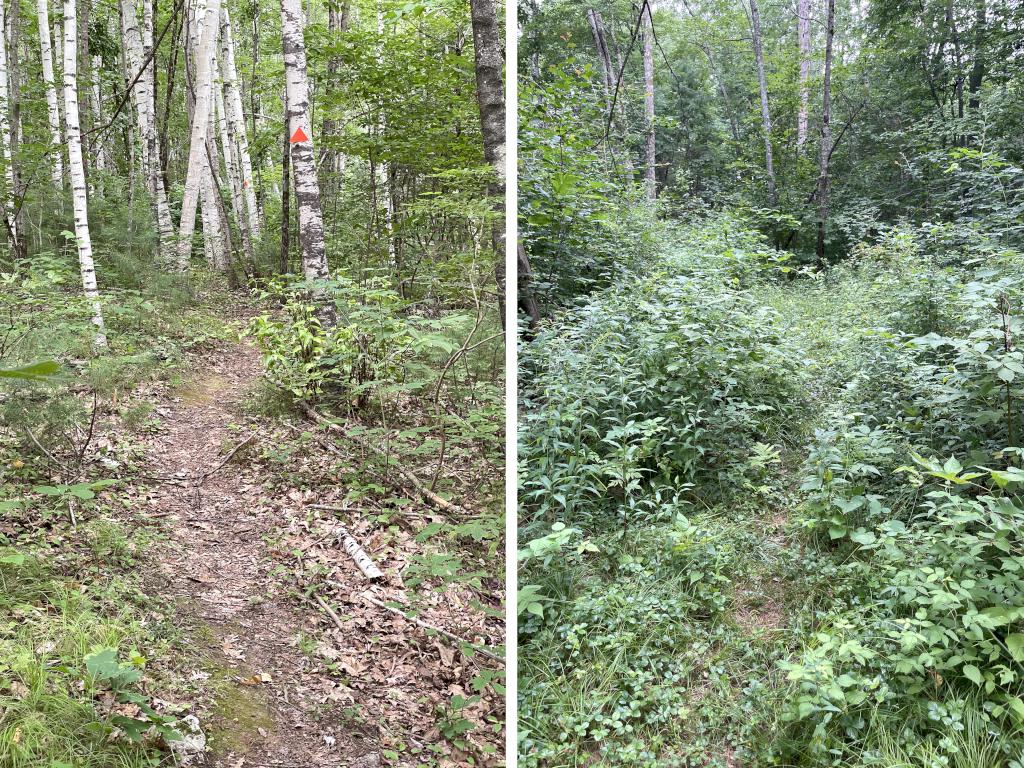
[90,55,107,171]
[216,76,252,261]
[177,0,221,268]
[63,0,106,347]
[797,0,811,151]
[641,0,656,199]
[220,7,260,238]
[120,0,173,247]
[281,0,330,285]
[749,0,777,205]
[119,0,150,177]
[0,0,18,251]
[375,3,396,270]
[36,0,64,187]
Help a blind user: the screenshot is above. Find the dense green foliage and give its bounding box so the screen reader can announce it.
[518,213,1024,766]
[519,0,1024,764]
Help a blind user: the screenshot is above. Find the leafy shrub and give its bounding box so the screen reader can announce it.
[519,254,805,535]
[249,275,472,407]
[783,466,1024,761]
[519,63,658,309]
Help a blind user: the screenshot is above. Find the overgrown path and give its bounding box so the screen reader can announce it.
[141,331,380,767]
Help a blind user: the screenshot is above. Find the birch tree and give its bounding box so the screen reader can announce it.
[36,0,64,188]
[641,0,656,199]
[815,0,835,264]
[0,0,18,253]
[748,0,777,205]
[120,0,173,245]
[219,7,259,238]
[176,0,221,268]
[797,0,811,151]
[63,0,106,347]
[375,3,396,272]
[469,0,505,318]
[281,0,332,293]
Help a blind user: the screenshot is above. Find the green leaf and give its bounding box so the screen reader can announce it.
[1007,633,1024,662]
[0,360,60,381]
[850,529,876,546]
[963,664,983,685]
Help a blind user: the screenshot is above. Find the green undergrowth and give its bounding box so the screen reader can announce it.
[519,215,1024,766]
[0,254,241,767]
[246,273,506,602]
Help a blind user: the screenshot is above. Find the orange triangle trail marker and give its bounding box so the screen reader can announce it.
[290,127,309,143]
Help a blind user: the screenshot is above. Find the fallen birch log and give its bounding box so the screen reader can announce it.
[339,527,383,580]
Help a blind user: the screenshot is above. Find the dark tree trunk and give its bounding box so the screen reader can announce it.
[968,0,985,110]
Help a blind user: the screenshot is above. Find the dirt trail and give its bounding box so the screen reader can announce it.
[143,338,379,768]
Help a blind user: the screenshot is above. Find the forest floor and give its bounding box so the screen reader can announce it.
[1,282,504,768]
[518,239,879,766]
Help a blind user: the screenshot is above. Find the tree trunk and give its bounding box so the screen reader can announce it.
[641,0,656,199]
[517,243,541,327]
[469,0,506,322]
[0,0,18,254]
[815,0,835,265]
[8,0,25,257]
[219,7,260,238]
[121,0,174,248]
[375,3,396,274]
[36,0,64,188]
[281,0,332,295]
[63,0,107,347]
[90,55,108,172]
[586,7,633,173]
[280,88,290,274]
[215,75,252,263]
[749,0,777,205]
[797,0,810,151]
[320,0,347,181]
[176,0,221,268]
[967,0,985,110]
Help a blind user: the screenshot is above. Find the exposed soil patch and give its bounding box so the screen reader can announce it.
[140,338,379,767]
[129,323,503,767]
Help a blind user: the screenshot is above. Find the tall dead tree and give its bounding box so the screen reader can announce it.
[587,7,633,173]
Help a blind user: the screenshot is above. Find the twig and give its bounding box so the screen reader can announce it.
[199,434,257,479]
[22,425,69,474]
[361,593,503,663]
[267,377,471,518]
[83,0,185,141]
[311,592,348,631]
